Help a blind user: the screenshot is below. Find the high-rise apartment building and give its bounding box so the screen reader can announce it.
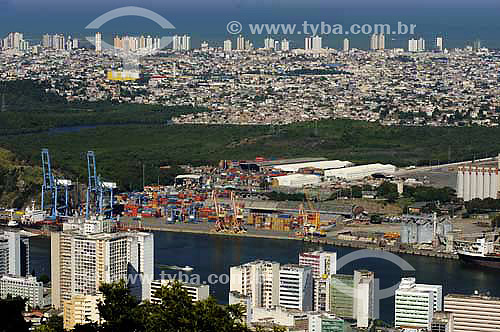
[408,38,418,52]
[264,37,275,50]
[173,35,191,51]
[305,36,313,51]
[281,39,290,52]
[95,32,102,52]
[353,270,375,328]
[343,38,350,52]
[2,32,24,50]
[312,36,322,50]
[370,34,379,50]
[236,35,245,50]
[42,34,78,51]
[330,274,354,318]
[230,260,280,309]
[370,34,384,50]
[128,232,154,301]
[330,270,376,327]
[224,39,232,52]
[0,231,30,276]
[436,36,444,51]
[378,34,385,50]
[279,264,313,312]
[395,278,443,330]
[299,251,336,311]
[444,293,500,332]
[51,231,153,309]
[418,38,426,52]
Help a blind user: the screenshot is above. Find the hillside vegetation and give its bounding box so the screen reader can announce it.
[0,80,500,205]
[0,147,42,208]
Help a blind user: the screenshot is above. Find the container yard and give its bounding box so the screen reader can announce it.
[1,152,494,261]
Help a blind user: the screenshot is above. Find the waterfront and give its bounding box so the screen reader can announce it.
[31,231,500,323]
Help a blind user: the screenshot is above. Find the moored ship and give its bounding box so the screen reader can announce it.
[456,238,500,269]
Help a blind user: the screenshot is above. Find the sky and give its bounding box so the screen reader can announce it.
[1,0,500,49]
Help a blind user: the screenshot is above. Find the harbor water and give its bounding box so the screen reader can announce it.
[30,231,500,323]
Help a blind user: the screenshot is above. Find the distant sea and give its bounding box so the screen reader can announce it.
[3,7,500,50]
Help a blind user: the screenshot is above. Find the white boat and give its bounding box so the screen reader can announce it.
[7,220,18,227]
[159,264,194,272]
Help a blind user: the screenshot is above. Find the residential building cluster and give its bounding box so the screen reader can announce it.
[42,34,79,51]
[1,32,499,126]
[229,251,379,330]
[0,230,46,309]
[113,34,163,52]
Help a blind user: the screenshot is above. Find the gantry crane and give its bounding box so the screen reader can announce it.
[85,151,117,218]
[211,190,226,232]
[230,191,245,233]
[41,149,72,219]
[303,189,321,236]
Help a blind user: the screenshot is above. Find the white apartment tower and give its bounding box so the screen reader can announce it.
[417,38,426,52]
[395,277,443,330]
[370,34,379,50]
[236,35,245,50]
[343,38,350,52]
[436,36,444,51]
[224,39,232,52]
[305,36,313,51]
[312,35,322,50]
[281,39,290,52]
[353,270,375,328]
[408,38,418,52]
[299,250,337,312]
[95,32,102,52]
[182,35,191,51]
[378,34,385,50]
[172,35,191,51]
[128,232,154,301]
[0,231,30,276]
[264,37,275,50]
[229,260,280,309]
[279,264,313,312]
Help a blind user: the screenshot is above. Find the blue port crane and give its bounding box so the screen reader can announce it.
[41,149,72,219]
[85,151,116,218]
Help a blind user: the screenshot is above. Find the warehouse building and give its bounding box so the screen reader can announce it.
[324,164,396,181]
[272,160,353,173]
[457,165,499,201]
[271,174,322,188]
